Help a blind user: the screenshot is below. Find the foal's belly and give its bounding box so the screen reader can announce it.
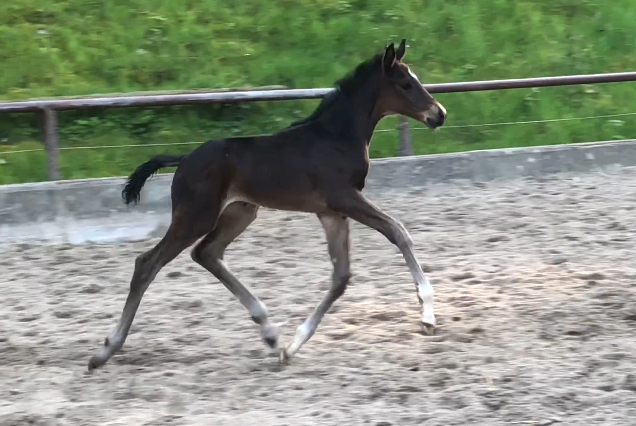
[229,172,329,213]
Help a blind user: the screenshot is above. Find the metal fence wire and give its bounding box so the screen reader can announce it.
[1,72,636,180]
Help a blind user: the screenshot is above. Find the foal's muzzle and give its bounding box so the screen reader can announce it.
[425,105,446,129]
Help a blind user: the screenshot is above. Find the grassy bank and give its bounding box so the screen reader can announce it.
[1,0,636,183]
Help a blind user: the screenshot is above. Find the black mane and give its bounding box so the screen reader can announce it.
[287,53,383,128]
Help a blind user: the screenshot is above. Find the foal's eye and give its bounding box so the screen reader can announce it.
[400,82,412,91]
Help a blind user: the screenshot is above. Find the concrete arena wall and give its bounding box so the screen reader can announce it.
[1,139,635,245]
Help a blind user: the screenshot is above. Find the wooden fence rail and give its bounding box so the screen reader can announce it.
[1,72,636,181]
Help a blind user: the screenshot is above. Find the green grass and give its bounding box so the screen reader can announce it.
[1,0,636,183]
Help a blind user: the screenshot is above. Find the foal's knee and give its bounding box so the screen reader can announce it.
[337,270,352,286]
[191,240,216,264]
[190,242,205,265]
[388,222,413,251]
[191,241,224,274]
[331,270,352,299]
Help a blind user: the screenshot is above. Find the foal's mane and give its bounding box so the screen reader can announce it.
[287,53,383,128]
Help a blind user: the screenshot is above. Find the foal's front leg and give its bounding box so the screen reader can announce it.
[328,190,436,332]
[280,213,351,363]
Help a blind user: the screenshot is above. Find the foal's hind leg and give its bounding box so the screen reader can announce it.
[88,217,214,371]
[280,213,351,363]
[191,202,279,349]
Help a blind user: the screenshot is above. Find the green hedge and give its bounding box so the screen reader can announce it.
[1,0,636,183]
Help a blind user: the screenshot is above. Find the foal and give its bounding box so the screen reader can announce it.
[88,39,446,371]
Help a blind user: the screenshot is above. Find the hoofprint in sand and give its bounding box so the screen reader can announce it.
[1,169,636,425]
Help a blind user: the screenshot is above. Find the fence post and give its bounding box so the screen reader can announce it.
[43,108,60,181]
[398,116,412,156]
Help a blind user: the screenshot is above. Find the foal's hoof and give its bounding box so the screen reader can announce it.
[87,338,113,372]
[420,321,436,335]
[278,349,293,365]
[261,323,279,349]
[87,355,105,372]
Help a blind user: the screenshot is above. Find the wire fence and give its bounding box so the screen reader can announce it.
[2,110,635,156]
[1,72,636,180]
[377,111,636,132]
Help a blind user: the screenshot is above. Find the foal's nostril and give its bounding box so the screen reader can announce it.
[437,109,446,125]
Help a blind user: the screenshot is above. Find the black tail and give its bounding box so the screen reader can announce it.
[122,154,185,205]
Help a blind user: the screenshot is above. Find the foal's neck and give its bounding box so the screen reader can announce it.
[318,82,384,147]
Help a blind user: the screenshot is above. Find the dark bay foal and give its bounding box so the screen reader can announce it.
[88,39,446,371]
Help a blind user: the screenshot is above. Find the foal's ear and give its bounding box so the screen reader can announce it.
[383,42,397,72]
[396,39,406,61]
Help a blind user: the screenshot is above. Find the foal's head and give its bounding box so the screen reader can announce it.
[375,39,446,129]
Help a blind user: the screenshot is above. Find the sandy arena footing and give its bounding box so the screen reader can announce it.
[1,168,636,425]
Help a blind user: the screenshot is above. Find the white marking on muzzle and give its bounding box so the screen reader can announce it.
[436,101,446,116]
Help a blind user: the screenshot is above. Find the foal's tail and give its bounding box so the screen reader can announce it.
[122,154,185,205]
